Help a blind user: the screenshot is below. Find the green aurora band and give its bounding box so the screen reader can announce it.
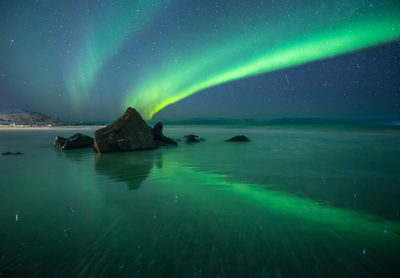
[65,1,164,106]
[126,1,400,119]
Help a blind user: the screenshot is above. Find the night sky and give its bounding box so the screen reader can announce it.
[1,0,400,122]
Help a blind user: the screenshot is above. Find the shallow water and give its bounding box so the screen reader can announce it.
[0,125,400,277]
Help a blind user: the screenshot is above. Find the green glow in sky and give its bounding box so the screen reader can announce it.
[126,2,400,119]
[65,1,163,106]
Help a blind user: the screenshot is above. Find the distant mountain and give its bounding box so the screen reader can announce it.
[0,109,59,125]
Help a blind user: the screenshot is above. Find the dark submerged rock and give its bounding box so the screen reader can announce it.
[225,135,250,142]
[2,152,23,155]
[152,122,177,146]
[94,107,157,153]
[63,133,94,150]
[184,134,205,143]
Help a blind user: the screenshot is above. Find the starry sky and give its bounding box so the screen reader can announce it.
[1,0,400,122]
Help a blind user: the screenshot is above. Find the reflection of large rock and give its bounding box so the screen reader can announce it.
[152,122,177,146]
[95,153,157,190]
[94,107,157,153]
[54,133,94,150]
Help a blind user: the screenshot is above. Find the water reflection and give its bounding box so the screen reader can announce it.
[56,147,96,161]
[95,151,162,190]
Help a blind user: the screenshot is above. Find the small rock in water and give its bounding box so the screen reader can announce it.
[54,133,94,150]
[152,122,177,146]
[225,135,250,142]
[2,152,23,156]
[183,134,204,143]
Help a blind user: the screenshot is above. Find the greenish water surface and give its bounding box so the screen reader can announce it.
[0,125,400,277]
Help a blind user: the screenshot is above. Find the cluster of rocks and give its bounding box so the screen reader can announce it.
[54,107,250,153]
[54,107,177,152]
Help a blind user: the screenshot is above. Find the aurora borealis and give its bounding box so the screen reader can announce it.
[1,0,400,121]
[127,2,400,119]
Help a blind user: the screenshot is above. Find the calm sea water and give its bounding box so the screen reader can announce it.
[1,125,400,277]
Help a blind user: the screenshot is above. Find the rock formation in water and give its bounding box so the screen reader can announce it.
[225,135,250,142]
[183,134,205,143]
[94,107,157,153]
[152,122,177,146]
[54,133,94,150]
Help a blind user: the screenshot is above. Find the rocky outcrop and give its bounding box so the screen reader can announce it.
[94,107,157,153]
[225,135,250,142]
[183,134,205,143]
[54,133,94,150]
[152,122,177,146]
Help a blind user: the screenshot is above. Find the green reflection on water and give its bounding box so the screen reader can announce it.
[150,159,400,242]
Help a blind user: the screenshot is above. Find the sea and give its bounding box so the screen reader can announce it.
[0,125,400,277]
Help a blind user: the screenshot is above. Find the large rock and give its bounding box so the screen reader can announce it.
[152,122,177,146]
[94,107,157,153]
[54,133,94,150]
[225,135,250,142]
